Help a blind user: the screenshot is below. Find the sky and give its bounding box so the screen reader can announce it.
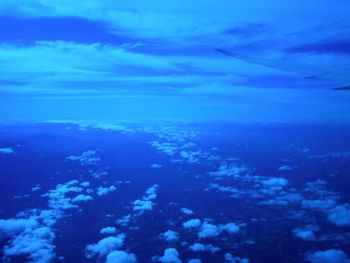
[0,0,350,122]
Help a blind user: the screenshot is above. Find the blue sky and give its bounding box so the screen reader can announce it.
[0,0,350,122]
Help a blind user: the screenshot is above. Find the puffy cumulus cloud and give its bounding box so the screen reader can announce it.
[292,226,317,241]
[183,219,201,229]
[66,150,100,166]
[145,184,159,200]
[0,218,38,237]
[97,185,117,196]
[308,249,350,263]
[3,226,55,263]
[188,259,202,263]
[197,223,221,239]
[220,223,240,234]
[189,243,220,253]
[46,180,83,211]
[159,248,182,263]
[183,219,240,239]
[100,227,117,235]
[0,212,55,263]
[0,179,90,263]
[293,230,315,241]
[85,234,125,258]
[132,199,154,212]
[260,177,289,194]
[0,147,14,154]
[72,194,93,202]
[106,250,137,263]
[80,181,90,187]
[132,185,159,214]
[180,208,194,215]
[163,230,179,242]
[225,253,250,263]
[327,205,350,227]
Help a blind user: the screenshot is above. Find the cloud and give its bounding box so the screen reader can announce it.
[66,150,100,166]
[159,248,182,263]
[3,226,55,263]
[188,260,202,263]
[225,253,250,263]
[301,199,337,212]
[0,147,14,154]
[85,234,125,258]
[278,165,293,171]
[132,185,159,213]
[100,227,117,235]
[0,212,55,263]
[151,163,163,168]
[97,185,117,196]
[72,194,93,202]
[183,219,201,229]
[180,208,194,215]
[189,243,221,253]
[292,226,317,241]
[106,250,137,263]
[327,205,350,227]
[0,218,38,237]
[0,179,97,262]
[308,249,350,263]
[197,223,221,239]
[162,230,179,242]
[220,223,240,234]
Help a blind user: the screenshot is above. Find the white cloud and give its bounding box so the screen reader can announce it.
[301,199,337,212]
[327,205,350,227]
[0,179,92,263]
[225,253,250,263]
[3,226,55,263]
[159,248,182,263]
[116,215,131,226]
[183,219,201,229]
[0,218,38,237]
[308,249,350,263]
[85,234,125,258]
[72,194,93,202]
[197,223,221,239]
[189,243,220,253]
[188,260,202,263]
[278,165,293,171]
[220,223,240,234]
[151,163,163,168]
[106,250,137,263]
[100,227,117,235]
[163,230,179,242]
[0,147,14,154]
[132,185,159,214]
[31,185,41,192]
[180,208,194,215]
[97,185,117,196]
[66,150,100,166]
[80,181,90,187]
[292,227,316,241]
